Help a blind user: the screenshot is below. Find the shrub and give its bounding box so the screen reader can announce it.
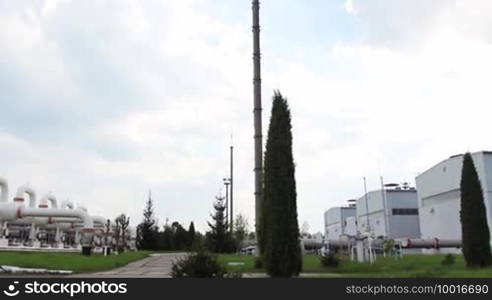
[383,239,395,255]
[320,253,341,268]
[171,251,228,278]
[441,254,455,266]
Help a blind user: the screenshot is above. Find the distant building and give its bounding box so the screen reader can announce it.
[345,216,358,236]
[356,186,420,239]
[416,151,492,246]
[324,206,356,240]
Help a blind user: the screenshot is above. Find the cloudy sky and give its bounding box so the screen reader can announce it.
[1,0,492,233]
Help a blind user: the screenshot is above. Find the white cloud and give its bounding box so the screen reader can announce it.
[2,0,492,233]
[260,0,492,230]
[345,0,356,15]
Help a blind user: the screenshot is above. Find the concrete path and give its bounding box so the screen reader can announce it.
[71,253,187,278]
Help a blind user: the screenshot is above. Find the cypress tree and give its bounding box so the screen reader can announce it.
[188,221,196,247]
[262,91,302,277]
[460,152,492,267]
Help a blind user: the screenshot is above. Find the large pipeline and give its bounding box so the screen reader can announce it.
[0,177,137,253]
[17,207,94,229]
[325,237,461,252]
[14,184,36,208]
[60,200,75,210]
[0,177,8,203]
[0,181,95,252]
[39,194,58,208]
[397,238,461,249]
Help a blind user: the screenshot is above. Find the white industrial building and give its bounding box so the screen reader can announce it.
[324,206,356,240]
[356,185,421,239]
[416,151,492,248]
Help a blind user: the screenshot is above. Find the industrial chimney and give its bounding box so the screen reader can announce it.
[252,0,263,233]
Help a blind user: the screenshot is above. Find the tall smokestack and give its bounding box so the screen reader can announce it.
[252,0,263,233]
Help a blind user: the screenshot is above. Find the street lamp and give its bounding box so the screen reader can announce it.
[223,178,231,227]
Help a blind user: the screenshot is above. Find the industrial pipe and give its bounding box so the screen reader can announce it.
[0,178,9,241]
[0,177,8,203]
[9,215,107,228]
[0,178,126,254]
[14,184,36,207]
[8,217,76,226]
[39,194,58,208]
[60,200,75,210]
[17,206,95,254]
[17,207,94,229]
[92,216,108,227]
[398,238,461,249]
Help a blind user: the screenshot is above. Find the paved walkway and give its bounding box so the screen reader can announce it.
[69,253,341,278]
[71,253,187,278]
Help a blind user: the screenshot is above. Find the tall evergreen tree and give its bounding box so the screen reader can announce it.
[188,221,196,247]
[460,152,492,267]
[206,196,235,253]
[160,221,175,250]
[136,191,158,250]
[262,91,302,277]
[172,221,189,250]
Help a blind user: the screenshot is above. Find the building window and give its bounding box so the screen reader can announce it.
[392,208,418,215]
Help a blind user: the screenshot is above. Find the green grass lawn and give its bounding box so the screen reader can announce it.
[0,251,151,273]
[219,254,492,278]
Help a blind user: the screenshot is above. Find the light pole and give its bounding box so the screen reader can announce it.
[363,177,370,233]
[229,144,234,232]
[223,178,231,228]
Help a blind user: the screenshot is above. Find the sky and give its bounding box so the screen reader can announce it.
[2,0,492,233]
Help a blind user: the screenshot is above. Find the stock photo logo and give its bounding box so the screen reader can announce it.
[1,281,127,298]
[3,281,20,297]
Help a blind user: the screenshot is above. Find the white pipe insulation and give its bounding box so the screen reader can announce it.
[8,215,107,228]
[398,238,462,249]
[17,207,94,229]
[0,177,8,203]
[61,200,74,210]
[39,194,58,208]
[0,178,135,252]
[14,184,36,207]
[92,216,108,226]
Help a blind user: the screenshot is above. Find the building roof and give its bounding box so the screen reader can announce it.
[417,151,492,179]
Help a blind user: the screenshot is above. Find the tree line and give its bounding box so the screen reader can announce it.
[136,193,251,253]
